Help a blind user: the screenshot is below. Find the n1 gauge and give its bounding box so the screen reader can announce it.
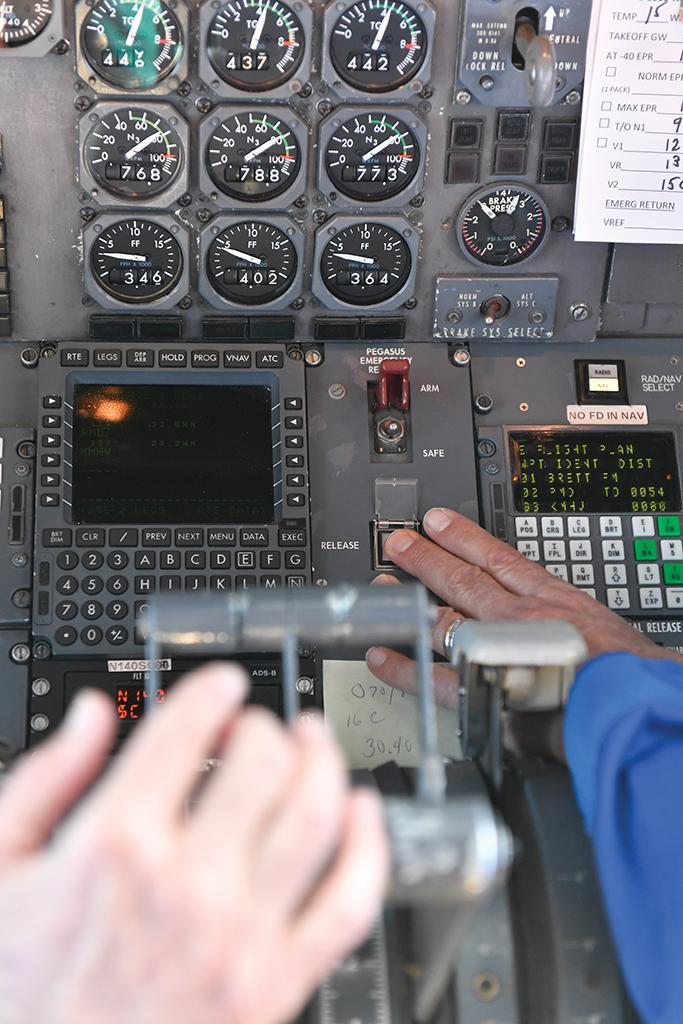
[89,218,183,303]
[457,184,550,267]
[80,0,183,90]
[329,0,427,93]
[324,111,421,202]
[319,221,412,306]
[206,0,305,92]
[0,0,53,46]
[206,221,298,305]
[83,107,184,200]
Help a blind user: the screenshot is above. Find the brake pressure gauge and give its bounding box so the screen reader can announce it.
[80,0,184,91]
[313,216,418,310]
[456,184,550,267]
[81,104,187,203]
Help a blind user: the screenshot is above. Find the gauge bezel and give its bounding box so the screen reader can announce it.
[317,106,427,209]
[320,0,436,100]
[198,105,308,209]
[312,214,419,312]
[198,215,305,312]
[456,182,551,269]
[198,0,313,101]
[78,102,190,208]
[83,212,190,310]
[0,0,64,56]
[75,0,189,97]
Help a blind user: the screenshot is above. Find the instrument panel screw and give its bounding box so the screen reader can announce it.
[79,207,96,222]
[455,89,471,105]
[298,83,313,98]
[474,394,494,414]
[74,94,91,112]
[176,81,191,97]
[32,678,51,697]
[313,209,328,225]
[16,440,35,459]
[177,193,192,207]
[473,973,501,1002]
[452,348,470,366]
[676,402,683,413]
[53,39,69,55]
[478,439,497,458]
[30,715,50,733]
[11,590,31,609]
[420,84,433,99]
[32,642,51,660]
[410,193,425,207]
[328,383,347,400]
[10,643,30,665]
[14,464,29,478]
[290,297,305,310]
[317,99,333,116]
[529,310,546,325]
[519,402,529,413]
[197,208,212,223]
[404,297,417,309]
[296,677,314,695]
[178,296,192,310]
[294,194,308,208]
[516,358,526,368]
[565,89,582,105]
[552,215,571,232]
[569,302,591,322]
[195,96,213,114]
[485,462,500,476]
[305,349,323,367]
[11,553,28,568]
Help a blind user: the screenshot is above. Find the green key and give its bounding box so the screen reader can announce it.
[634,538,658,561]
[658,516,681,537]
[664,563,683,585]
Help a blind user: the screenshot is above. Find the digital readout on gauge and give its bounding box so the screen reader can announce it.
[510,431,682,514]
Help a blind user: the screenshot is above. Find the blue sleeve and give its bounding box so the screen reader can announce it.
[564,652,683,1024]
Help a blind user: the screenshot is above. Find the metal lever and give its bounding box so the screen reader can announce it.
[452,620,587,788]
[514,19,557,108]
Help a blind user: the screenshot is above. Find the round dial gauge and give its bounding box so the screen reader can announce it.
[205,111,301,201]
[207,221,297,305]
[0,0,53,47]
[325,111,420,201]
[81,0,183,91]
[320,222,411,306]
[207,0,305,92]
[457,184,549,267]
[90,219,183,303]
[329,0,427,93]
[84,107,183,200]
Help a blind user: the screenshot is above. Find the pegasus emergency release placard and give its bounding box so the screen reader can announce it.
[574,0,683,244]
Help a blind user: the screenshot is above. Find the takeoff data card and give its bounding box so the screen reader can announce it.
[574,0,683,243]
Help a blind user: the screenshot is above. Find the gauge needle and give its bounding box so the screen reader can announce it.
[249,4,268,50]
[125,3,145,48]
[220,247,263,265]
[332,252,375,265]
[478,200,496,219]
[372,8,391,50]
[363,135,397,162]
[106,252,148,262]
[125,131,162,159]
[244,136,280,162]
[507,194,521,215]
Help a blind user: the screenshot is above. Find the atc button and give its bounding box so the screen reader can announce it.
[256,350,284,369]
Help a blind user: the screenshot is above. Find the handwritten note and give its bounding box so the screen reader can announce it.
[574,0,683,243]
[323,660,461,771]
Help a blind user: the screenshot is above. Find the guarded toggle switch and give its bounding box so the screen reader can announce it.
[376,359,411,412]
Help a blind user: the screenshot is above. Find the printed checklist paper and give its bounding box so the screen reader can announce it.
[574,0,683,243]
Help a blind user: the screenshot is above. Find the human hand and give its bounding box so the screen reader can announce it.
[0,665,388,1024]
[365,508,680,755]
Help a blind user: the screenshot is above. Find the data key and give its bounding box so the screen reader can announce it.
[634,538,658,561]
[663,563,683,585]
